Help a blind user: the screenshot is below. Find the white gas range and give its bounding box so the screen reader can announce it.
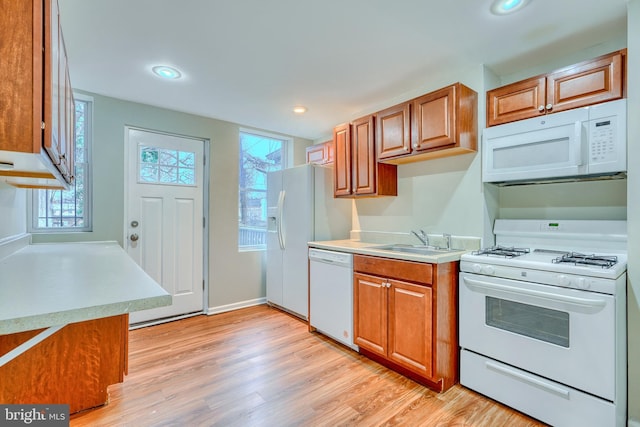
[459,219,627,427]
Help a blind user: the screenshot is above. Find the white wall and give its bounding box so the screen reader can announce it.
[353,64,487,241]
[0,185,26,241]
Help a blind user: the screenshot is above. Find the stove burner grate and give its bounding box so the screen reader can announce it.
[472,246,530,258]
[552,252,618,268]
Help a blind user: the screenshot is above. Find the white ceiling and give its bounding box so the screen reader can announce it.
[58,0,628,141]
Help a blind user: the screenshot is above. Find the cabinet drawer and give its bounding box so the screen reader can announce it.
[354,255,432,285]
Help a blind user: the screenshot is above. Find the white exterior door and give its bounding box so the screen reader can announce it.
[125,128,206,324]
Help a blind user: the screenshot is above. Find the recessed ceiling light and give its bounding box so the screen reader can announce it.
[151,65,182,80]
[293,106,307,114]
[490,0,530,15]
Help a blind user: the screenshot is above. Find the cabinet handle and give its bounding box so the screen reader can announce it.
[538,105,545,112]
[545,104,553,111]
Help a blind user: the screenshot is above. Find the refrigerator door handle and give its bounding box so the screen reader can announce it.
[277,190,285,249]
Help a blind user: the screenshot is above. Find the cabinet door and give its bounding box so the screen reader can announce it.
[486,76,547,127]
[411,85,456,151]
[354,272,387,357]
[333,123,352,196]
[547,51,624,114]
[388,279,433,378]
[43,0,63,167]
[352,115,376,195]
[306,144,326,164]
[63,64,74,182]
[57,36,73,181]
[325,140,334,164]
[376,102,411,160]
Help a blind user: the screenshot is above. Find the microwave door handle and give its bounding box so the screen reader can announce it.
[463,277,607,309]
[575,121,584,166]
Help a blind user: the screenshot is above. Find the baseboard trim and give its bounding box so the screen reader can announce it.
[207,297,267,315]
[629,418,640,427]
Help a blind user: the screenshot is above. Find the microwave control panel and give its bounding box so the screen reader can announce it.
[588,117,617,164]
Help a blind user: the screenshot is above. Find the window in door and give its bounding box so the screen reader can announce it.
[138,146,196,186]
[29,95,92,232]
[238,130,288,250]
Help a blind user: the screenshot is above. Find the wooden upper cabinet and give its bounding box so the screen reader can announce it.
[333,117,397,198]
[306,140,334,165]
[376,102,411,160]
[333,123,351,196]
[377,83,477,164]
[487,50,626,127]
[45,4,74,182]
[0,0,75,189]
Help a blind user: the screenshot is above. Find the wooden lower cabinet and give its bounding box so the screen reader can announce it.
[353,255,457,392]
[0,314,129,414]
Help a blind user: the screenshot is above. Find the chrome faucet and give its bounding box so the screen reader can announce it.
[411,229,428,246]
[443,233,452,250]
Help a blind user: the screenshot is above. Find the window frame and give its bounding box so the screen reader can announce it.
[27,93,93,233]
[238,128,290,251]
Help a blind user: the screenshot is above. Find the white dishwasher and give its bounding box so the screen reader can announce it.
[308,248,357,350]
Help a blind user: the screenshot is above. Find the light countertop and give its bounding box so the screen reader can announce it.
[308,239,470,263]
[0,239,171,335]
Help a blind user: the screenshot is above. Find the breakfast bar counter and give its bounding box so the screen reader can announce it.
[0,235,171,413]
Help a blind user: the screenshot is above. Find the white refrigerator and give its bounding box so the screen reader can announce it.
[266,164,351,319]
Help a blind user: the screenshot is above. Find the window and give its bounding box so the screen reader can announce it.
[29,96,92,232]
[238,130,287,250]
[138,146,196,185]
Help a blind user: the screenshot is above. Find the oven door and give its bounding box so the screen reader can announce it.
[459,272,615,400]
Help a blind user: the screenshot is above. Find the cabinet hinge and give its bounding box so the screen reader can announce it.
[41,121,45,130]
[203,217,206,228]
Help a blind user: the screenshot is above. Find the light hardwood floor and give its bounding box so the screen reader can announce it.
[70,305,546,427]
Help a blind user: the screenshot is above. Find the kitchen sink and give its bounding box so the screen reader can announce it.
[373,244,452,256]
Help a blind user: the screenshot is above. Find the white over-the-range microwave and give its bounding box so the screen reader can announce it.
[482,99,627,184]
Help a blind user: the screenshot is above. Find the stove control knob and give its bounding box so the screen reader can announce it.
[482,265,495,275]
[557,275,570,286]
[472,263,482,273]
[576,278,589,289]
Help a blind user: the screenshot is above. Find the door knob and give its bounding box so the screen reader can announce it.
[130,233,139,242]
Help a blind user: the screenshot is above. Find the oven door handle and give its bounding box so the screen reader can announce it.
[463,277,607,309]
[485,361,571,398]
